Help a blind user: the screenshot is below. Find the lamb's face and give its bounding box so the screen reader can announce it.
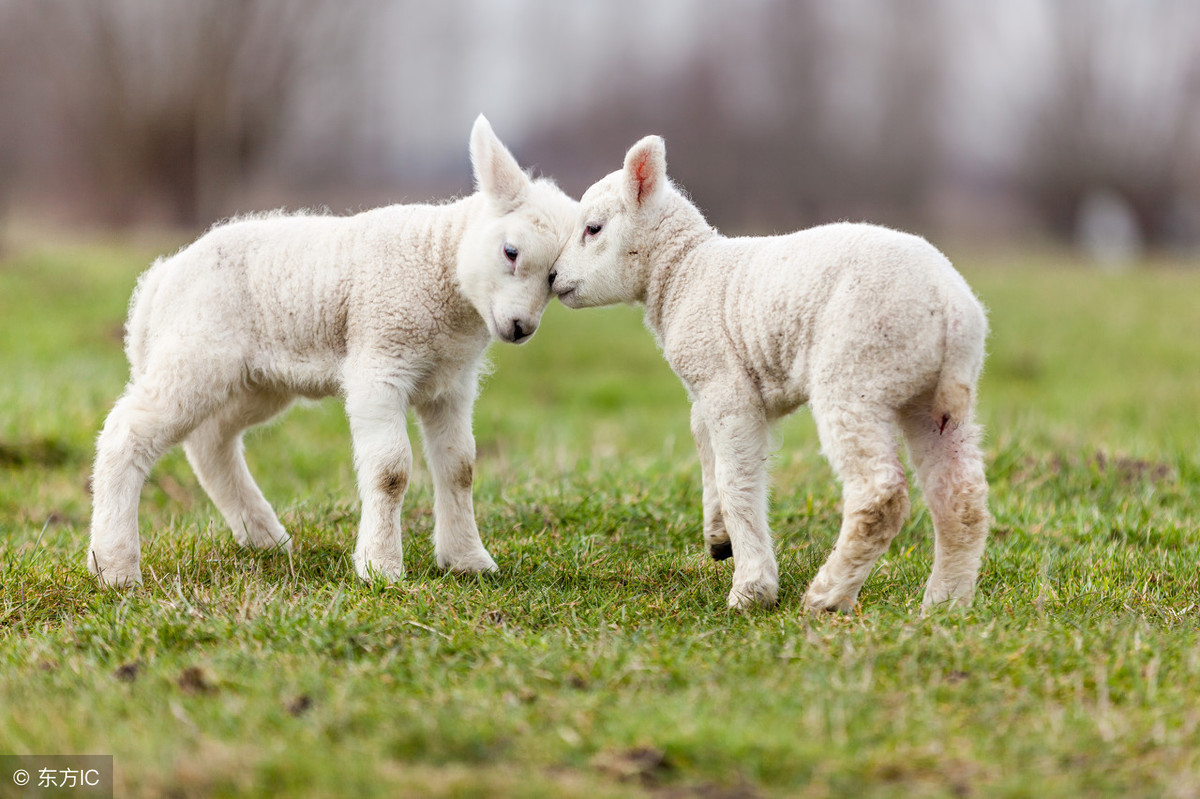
[459,115,578,345]
[461,181,577,344]
[550,173,635,309]
[551,134,667,309]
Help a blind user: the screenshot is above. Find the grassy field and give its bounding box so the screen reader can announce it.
[1,236,1199,797]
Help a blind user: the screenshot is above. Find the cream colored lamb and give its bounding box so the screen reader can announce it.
[88,116,577,588]
[550,135,990,612]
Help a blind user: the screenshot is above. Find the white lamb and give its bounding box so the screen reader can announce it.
[88,116,577,588]
[550,135,990,612]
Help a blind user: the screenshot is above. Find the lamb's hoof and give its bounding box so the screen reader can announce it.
[804,597,855,614]
[438,549,499,575]
[920,582,974,615]
[233,516,292,552]
[240,531,292,553]
[708,541,733,561]
[727,579,779,610]
[88,552,142,589]
[353,550,405,583]
[803,582,856,614]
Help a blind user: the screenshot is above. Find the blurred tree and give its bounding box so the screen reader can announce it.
[4,0,1199,248]
[738,0,946,229]
[0,0,20,246]
[525,0,948,235]
[1021,0,1200,248]
[15,0,368,227]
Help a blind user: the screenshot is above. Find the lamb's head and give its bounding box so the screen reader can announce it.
[458,115,578,344]
[551,135,667,308]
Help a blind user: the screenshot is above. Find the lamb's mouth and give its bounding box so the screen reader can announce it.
[555,286,579,306]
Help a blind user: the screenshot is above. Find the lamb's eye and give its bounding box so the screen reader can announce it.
[586,224,603,236]
[503,244,518,262]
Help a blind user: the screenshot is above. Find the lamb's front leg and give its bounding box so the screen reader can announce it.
[696,399,779,609]
[690,403,731,560]
[415,389,497,575]
[346,379,413,582]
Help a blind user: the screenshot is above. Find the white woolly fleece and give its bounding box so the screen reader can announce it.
[553,134,990,612]
[88,116,578,588]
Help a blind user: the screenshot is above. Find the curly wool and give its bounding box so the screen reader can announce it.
[88,116,577,588]
[553,134,991,612]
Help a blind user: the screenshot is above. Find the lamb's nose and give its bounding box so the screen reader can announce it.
[512,320,528,340]
[548,270,558,289]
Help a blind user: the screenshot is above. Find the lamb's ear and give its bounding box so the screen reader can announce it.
[470,114,529,211]
[622,135,667,208]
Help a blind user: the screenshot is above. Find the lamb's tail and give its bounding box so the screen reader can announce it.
[124,256,167,379]
[931,288,988,433]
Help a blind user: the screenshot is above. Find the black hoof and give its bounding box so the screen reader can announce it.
[709,541,733,561]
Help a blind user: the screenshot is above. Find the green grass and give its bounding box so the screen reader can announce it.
[2,238,1199,797]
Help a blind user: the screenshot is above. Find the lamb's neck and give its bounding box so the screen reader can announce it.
[438,195,489,327]
[641,196,718,336]
[438,194,481,282]
[368,194,477,293]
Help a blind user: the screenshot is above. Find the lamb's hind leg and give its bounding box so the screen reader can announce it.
[345,375,412,582]
[901,405,990,610]
[804,401,910,613]
[89,380,212,587]
[690,404,731,560]
[183,390,293,552]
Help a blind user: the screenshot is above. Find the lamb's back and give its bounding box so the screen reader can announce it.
[124,211,389,395]
[674,222,980,414]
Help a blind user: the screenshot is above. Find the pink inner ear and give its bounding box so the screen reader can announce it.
[632,152,653,204]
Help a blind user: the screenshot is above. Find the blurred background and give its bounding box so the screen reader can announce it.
[1,0,1199,260]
